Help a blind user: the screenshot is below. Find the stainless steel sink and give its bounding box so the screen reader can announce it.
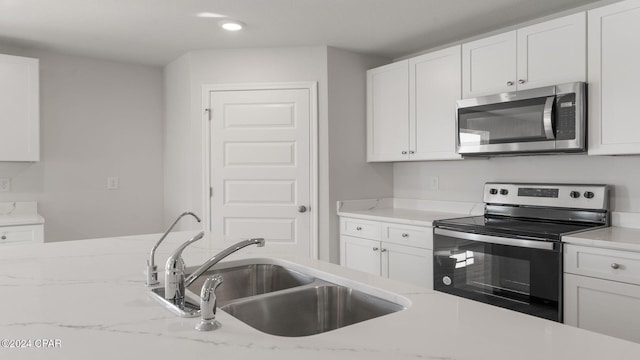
[185,263,315,305]
[221,284,406,337]
[180,259,408,336]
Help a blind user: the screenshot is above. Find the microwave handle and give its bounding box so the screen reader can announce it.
[543,96,555,140]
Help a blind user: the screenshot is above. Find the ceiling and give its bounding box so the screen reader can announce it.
[0,0,603,66]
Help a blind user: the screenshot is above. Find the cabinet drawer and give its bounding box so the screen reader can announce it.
[384,223,432,249]
[565,244,640,286]
[0,224,44,245]
[340,218,381,240]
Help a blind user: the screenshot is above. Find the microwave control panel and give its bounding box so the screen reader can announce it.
[555,93,576,140]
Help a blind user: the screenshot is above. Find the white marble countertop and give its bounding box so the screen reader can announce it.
[337,198,483,226]
[564,226,640,252]
[1,231,639,359]
[563,212,640,252]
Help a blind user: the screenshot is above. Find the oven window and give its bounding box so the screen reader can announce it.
[458,97,552,146]
[434,235,561,321]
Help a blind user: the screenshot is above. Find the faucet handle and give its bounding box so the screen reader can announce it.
[195,275,223,331]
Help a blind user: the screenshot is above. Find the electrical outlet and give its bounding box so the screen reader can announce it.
[427,176,439,191]
[107,176,119,190]
[0,178,10,192]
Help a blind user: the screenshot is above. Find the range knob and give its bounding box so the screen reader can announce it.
[570,191,581,199]
[584,191,595,199]
[489,188,498,195]
[500,189,509,195]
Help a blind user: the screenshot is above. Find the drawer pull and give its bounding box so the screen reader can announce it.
[401,233,409,238]
[356,226,362,231]
[611,263,621,270]
[1,235,5,240]
[380,248,387,253]
[373,247,379,251]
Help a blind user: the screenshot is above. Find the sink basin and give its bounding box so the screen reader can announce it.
[221,285,405,337]
[186,263,314,305]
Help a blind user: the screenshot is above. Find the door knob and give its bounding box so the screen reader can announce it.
[298,206,308,213]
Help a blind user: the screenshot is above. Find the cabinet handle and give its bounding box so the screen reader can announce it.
[1,235,5,240]
[518,79,526,84]
[506,81,514,86]
[381,248,387,253]
[401,151,408,155]
[356,226,362,231]
[611,263,621,270]
[401,233,409,238]
[373,247,379,251]
[409,151,415,154]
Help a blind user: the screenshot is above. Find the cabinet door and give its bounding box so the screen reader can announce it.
[383,243,433,289]
[462,31,517,98]
[565,273,640,343]
[588,0,640,155]
[0,54,39,161]
[366,60,410,161]
[516,12,586,90]
[0,224,44,245]
[409,46,462,161]
[340,235,381,275]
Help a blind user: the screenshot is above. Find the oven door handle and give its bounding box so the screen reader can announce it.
[543,96,555,140]
[434,228,556,251]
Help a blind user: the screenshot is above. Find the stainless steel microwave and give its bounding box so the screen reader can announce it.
[456,82,586,156]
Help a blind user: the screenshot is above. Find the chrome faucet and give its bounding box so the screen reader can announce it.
[164,231,205,306]
[146,211,201,287]
[195,275,224,331]
[184,237,265,288]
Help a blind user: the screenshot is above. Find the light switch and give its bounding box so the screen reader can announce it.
[0,178,10,192]
[107,176,119,190]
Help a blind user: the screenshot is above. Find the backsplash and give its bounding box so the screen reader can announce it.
[394,153,640,213]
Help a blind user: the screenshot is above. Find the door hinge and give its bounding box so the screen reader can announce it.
[205,108,211,121]
[209,187,213,198]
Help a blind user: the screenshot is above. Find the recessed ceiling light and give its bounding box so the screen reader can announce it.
[219,20,245,31]
[196,12,225,18]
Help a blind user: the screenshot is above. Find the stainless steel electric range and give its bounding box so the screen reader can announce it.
[433,183,610,322]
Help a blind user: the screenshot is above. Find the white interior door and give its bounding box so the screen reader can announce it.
[207,84,316,258]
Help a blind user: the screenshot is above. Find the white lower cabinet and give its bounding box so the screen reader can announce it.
[340,217,433,288]
[0,224,44,245]
[564,244,640,343]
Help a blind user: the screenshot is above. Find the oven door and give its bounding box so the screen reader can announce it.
[433,228,562,322]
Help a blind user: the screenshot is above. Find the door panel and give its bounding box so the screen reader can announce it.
[209,87,312,257]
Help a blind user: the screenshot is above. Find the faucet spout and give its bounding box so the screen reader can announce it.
[184,238,265,288]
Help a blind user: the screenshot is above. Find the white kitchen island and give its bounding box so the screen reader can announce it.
[1,232,639,360]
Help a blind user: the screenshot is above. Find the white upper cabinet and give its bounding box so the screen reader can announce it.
[462,31,517,97]
[367,46,461,162]
[516,12,586,90]
[0,54,39,162]
[367,60,409,162]
[588,0,640,155]
[462,12,586,98]
[409,46,462,161]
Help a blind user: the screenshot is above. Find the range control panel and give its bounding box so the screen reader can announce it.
[484,183,609,210]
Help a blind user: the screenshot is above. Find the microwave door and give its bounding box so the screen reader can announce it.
[457,96,557,155]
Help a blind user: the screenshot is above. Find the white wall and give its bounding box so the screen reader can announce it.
[326,47,393,262]
[0,45,165,242]
[394,154,640,212]
[164,46,393,262]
